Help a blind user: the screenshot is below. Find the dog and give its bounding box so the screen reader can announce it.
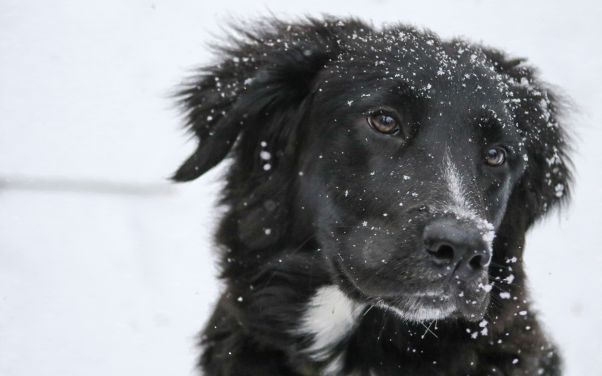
[173,17,572,376]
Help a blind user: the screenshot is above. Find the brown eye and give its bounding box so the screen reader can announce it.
[367,112,400,134]
[484,146,507,167]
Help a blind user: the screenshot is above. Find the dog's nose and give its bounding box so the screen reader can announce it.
[422,218,491,277]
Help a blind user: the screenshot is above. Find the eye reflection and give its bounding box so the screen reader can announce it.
[367,111,400,134]
[484,146,507,167]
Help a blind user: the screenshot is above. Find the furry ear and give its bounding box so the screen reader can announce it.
[172,18,355,182]
[483,49,573,228]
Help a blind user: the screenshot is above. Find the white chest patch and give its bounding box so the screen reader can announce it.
[297,285,364,361]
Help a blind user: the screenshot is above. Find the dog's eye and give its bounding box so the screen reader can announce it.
[367,112,400,134]
[484,146,507,167]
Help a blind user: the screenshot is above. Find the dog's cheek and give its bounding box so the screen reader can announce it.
[336,224,422,286]
[344,228,397,269]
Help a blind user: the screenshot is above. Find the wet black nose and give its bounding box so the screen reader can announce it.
[423,218,492,277]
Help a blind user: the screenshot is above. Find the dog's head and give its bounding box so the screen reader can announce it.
[174,18,571,323]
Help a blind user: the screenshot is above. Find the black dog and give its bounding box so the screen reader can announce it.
[173,17,571,376]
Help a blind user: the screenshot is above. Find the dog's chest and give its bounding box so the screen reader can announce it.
[296,286,365,373]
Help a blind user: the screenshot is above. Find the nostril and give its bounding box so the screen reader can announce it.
[426,243,455,265]
[469,254,483,270]
[468,252,491,270]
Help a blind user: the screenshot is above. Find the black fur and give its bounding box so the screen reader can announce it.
[174,17,572,376]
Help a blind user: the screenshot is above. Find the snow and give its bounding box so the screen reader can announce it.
[259,151,272,161]
[1,1,601,376]
[500,292,512,300]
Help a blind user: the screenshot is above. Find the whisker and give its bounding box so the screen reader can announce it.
[363,303,376,317]
[420,320,438,339]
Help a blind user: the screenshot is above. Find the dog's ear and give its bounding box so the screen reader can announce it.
[483,50,573,228]
[172,18,355,182]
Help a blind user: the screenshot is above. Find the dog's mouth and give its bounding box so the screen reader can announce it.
[377,286,490,322]
[332,258,490,322]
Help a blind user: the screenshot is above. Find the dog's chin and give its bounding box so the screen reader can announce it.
[379,290,490,323]
[331,259,490,322]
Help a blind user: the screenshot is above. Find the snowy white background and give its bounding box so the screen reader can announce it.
[1,1,600,375]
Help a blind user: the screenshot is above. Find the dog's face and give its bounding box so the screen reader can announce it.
[174,20,570,325]
[296,39,528,322]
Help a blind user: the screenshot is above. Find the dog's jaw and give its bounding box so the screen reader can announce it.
[377,297,456,322]
[296,284,473,366]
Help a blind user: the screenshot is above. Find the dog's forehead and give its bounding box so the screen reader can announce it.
[321,32,513,125]
[330,29,506,98]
